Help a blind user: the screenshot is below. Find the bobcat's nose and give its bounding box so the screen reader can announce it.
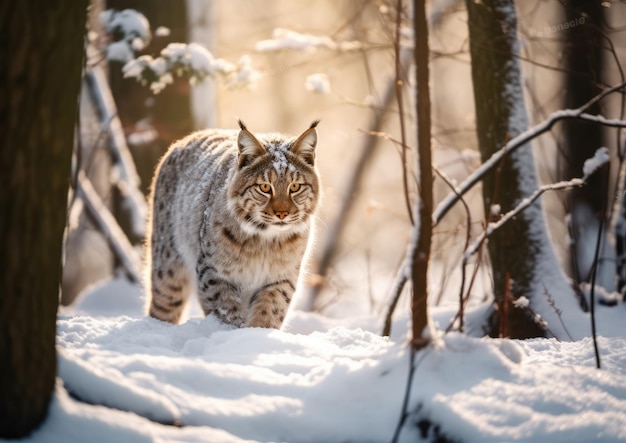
[275,211,289,220]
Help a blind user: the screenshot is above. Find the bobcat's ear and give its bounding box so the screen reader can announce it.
[291,119,319,167]
[237,120,265,169]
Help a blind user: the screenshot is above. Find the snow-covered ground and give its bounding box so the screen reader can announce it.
[14,278,626,442]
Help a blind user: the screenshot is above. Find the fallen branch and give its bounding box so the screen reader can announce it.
[76,171,142,284]
[86,64,148,239]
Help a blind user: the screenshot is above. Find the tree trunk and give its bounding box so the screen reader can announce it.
[561,1,607,287]
[0,1,87,437]
[465,0,583,339]
[411,0,432,348]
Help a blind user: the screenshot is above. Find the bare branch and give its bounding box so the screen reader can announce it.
[588,165,609,370]
[86,64,148,239]
[465,144,610,262]
[76,171,142,284]
[433,82,626,227]
[463,178,586,260]
[395,0,414,225]
[433,166,472,332]
[382,267,408,337]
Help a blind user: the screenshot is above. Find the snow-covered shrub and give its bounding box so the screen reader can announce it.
[101,9,151,63]
[122,43,260,94]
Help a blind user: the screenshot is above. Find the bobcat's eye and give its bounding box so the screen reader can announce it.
[258,183,272,194]
[289,183,301,193]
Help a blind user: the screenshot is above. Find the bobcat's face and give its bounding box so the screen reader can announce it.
[228,121,320,236]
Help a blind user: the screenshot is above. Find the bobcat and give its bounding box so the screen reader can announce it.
[146,120,320,329]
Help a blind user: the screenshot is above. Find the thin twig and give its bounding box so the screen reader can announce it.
[433,166,472,332]
[464,178,587,260]
[389,344,434,443]
[589,164,608,369]
[466,241,485,302]
[395,0,414,225]
[541,283,574,342]
[382,267,408,337]
[445,222,487,334]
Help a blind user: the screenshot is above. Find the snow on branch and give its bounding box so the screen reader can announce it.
[123,43,260,93]
[100,8,259,92]
[305,73,331,94]
[463,147,610,260]
[101,9,151,63]
[433,82,626,227]
[255,28,362,53]
[583,147,610,179]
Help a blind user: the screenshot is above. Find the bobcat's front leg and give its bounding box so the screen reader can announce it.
[196,261,244,327]
[247,280,295,328]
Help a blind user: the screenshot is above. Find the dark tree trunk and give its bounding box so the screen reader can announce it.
[561,1,606,284]
[0,1,87,437]
[411,0,432,348]
[465,0,550,338]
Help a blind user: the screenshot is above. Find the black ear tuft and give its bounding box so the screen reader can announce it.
[309,119,320,129]
[237,119,247,131]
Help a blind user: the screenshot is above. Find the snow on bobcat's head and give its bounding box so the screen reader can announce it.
[228,120,321,236]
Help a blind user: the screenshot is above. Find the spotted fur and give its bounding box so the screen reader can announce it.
[146,121,321,328]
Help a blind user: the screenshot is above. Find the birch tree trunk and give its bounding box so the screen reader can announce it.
[465,0,586,339]
[0,1,87,437]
